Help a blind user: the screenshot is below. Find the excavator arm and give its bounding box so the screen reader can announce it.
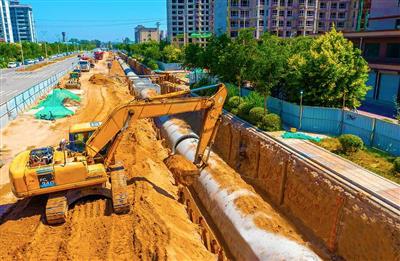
[85,84,227,165]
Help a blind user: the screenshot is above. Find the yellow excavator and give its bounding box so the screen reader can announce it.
[9,84,227,224]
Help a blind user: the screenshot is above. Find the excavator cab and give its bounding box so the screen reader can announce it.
[68,121,102,152]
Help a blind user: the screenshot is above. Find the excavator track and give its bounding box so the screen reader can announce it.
[46,193,68,225]
[110,165,130,214]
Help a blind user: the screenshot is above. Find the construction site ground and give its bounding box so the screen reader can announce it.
[0,53,216,260]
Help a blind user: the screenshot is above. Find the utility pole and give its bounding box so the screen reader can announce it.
[41,31,48,62]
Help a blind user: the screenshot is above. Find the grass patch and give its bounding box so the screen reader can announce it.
[315,137,400,184]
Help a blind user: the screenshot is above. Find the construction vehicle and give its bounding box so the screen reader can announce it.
[9,84,227,225]
[65,71,81,89]
[79,60,91,72]
[94,51,104,60]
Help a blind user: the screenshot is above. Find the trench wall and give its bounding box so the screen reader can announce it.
[211,114,400,260]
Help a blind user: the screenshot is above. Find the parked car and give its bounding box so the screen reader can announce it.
[34,59,39,64]
[24,59,34,65]
[38,56,44,61]
[7,62,17,68]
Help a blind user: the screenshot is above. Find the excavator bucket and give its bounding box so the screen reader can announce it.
[164,154,199,186]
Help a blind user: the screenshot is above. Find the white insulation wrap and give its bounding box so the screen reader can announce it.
[120,59,321,260]
[156,116,321,261]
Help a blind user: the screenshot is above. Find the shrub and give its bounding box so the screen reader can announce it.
[338,134,364,154]
[237,102,253,120]
[394,157,400,173]
[248,107,265,125]
[227,96,244,110]
[231,108,239,115]
[244,91,264,108]
[259,113,281,131]
[318,137,342,153]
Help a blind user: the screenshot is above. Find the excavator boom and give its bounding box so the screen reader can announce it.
[86,84,227,165]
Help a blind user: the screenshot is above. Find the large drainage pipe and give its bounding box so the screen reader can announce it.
[118,57,321,260]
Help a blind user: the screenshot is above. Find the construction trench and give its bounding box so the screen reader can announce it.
[0,52,398,260]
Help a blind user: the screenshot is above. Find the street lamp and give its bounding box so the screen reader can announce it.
[299,90,304,130]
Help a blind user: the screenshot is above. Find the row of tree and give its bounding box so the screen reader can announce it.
[116,41,183,70]
[0,40,97,68]
[183,28,370,109]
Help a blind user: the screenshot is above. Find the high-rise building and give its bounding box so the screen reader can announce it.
[367,0,400,30]
[167,0,212,45]
[344,0,400,116]
[9,0,36,42]
[0,0,14,42]
[135,25,160,43]
[214,0,363,38]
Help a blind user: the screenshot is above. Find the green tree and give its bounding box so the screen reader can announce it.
[251,33,287,112]
[161,45,182,63]
[285,28,370,108]
[182,43,204,69]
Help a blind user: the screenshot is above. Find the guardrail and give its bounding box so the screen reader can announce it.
[0,63,76,128]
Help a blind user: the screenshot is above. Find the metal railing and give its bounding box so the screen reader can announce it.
[0,63,76,128]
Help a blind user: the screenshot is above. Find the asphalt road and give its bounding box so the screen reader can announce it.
[0,57,79,104]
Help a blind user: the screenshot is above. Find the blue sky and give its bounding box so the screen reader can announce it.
[29,0,167,42]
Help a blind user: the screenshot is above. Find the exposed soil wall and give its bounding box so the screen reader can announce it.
[211,114,400,260]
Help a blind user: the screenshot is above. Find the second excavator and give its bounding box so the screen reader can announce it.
[9,84,227,224]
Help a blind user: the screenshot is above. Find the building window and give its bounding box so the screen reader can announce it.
[299,0,305,4]
[287,0,293,6]
[299,10,304,17]
[286,31,291,37]
[279,20,284,26]
[287,10,292,17]
[319,12,325,19]
[396,19,400,29]
[339,12,346,19]
[386,43,400,58]
[339,2,346,9]
[287,21,292,27]
[330,12,337,19]
[272,9,278,16]
[260,9,264,16]
[272,20,277,26]
[337,21,344,28]
[331,2,337,9]
[279,10,284,16]
[231,31,238,37]
[364,43,380,58]
[307,11,314,17]
[308,0,315,6]
[320,2,326,8]
[318,22,324,28]
[272,0,278,4]
[306,20,313,26]
[299,20,304,26]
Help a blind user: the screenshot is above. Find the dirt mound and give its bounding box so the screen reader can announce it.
[164,154,199,186]
[89,73,115,85]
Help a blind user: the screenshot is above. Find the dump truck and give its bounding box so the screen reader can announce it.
[9,84,227,224]
[79,60,91,72]
[94,51,104,60]
[65,71,81,89]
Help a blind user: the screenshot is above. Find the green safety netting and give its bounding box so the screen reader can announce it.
[34,89,81,120]
[281,132,321,142]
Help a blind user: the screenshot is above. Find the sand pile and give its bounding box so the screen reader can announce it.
[89,73,115,85]
[164,154,199,186]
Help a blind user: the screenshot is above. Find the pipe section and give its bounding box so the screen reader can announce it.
[118,56,321,260]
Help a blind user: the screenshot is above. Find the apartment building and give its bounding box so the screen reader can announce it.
[0,0,14,42]
[344,0,400,117]
[214,0,363,38]
[367,0,400,30]
[135,25,160,43]
[9,0,36,42]
[167,0,212,45]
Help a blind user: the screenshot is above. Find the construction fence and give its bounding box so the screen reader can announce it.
[0,65,75,128]
[267,96,400,156]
